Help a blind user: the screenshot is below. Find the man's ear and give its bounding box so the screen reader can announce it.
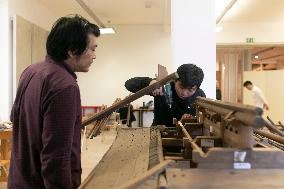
[68,50,75,58]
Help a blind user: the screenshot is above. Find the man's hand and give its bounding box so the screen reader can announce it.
[181,114,193,120]
[179,114,193,124]
[149,80,163,96]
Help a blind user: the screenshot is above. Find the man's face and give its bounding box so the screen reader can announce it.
[245,84,253,91]
[174,80,197,99]
[74,34,97,72]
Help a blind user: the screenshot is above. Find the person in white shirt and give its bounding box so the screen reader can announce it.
[243,81,269,111]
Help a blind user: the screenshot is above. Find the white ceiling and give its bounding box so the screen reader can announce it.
[39,0,170,26]
[222,0,284,23]
[39,0,284,26]
[83,0,170,25]
[39,0,94,22]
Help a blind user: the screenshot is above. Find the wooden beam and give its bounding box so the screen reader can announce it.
[252,47,275,56]
[260,53,284,61]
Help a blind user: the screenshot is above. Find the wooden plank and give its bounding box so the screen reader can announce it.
[157,64,168,81]
[223,124,255,148]
[134,178,158,189]
[118,160,173,189]
[196,97,264,128]
[79,128,151,189]
[254,129,284,145]
[177,122,206,157]
[0,130,12,181]
[148,128,164,169]
[192,148,284,169]
[166,168,284,189]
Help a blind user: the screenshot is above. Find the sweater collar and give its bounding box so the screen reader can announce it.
[46,56,77,79]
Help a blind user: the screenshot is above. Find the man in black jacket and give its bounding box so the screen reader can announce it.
[125,64,205,127]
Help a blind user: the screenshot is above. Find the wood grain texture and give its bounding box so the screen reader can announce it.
[80,128,151,189]
[192,148,284,169]
[167,168,284,189]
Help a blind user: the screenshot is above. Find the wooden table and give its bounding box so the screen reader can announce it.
[0,129,12,181]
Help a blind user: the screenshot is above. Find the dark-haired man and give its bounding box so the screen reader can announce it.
[125,64,206,127]
[243,80,269,111]
[8,15,100,189]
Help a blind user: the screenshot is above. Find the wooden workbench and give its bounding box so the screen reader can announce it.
[0,129,12,181]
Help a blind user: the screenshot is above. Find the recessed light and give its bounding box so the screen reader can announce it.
[216,26,223,32]
[99,28,116,34]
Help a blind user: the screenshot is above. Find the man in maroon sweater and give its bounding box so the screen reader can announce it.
[8,15,100,189]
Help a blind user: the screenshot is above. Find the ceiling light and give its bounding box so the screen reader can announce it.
[99,28,116,35]
[216,26,223,32]
[254,55,259,59]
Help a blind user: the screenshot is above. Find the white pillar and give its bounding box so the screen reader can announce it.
[171,0,216,98]
[0,0,12,121]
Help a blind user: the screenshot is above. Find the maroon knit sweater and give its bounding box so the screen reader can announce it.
[8,57,82,189]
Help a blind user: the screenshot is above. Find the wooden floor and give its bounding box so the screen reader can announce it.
[0,128,117,189]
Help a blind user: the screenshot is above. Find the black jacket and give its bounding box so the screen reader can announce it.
[116,104,136,124]
[125,77,206,127]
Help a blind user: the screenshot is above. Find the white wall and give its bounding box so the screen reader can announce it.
[8,0,172,109]
[0,0,11,121]
[217,22,284,44]
[12,1,284,117]
[243,70,284,123]
[171,0,216,98]
[8,0,93,31]
[77,25,172,107]
[9,0,57,30]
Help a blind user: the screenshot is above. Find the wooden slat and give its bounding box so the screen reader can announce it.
[167,168,284,189]
[196,97,264,128]
[79,128,151,189]
[177,121,206,157]
[192,148,284,169]
[254,129,284,144]
[118,160,173,189]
